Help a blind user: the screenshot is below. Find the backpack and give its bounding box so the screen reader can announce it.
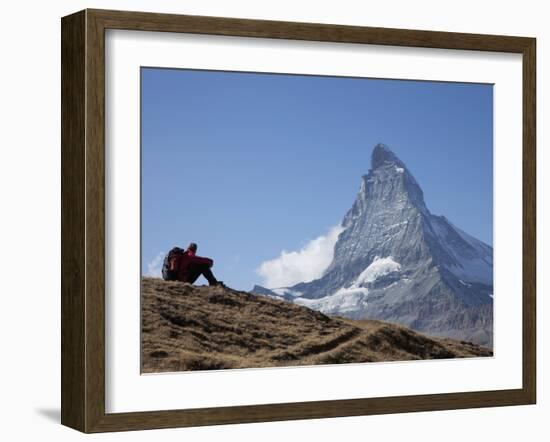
[161,247,185,281]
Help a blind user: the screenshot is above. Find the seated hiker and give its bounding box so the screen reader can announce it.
[173,242,223,286]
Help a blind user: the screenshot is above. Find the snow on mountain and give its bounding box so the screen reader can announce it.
[294,287,369,314]
[292,256,400,315]
[355,256,401,285]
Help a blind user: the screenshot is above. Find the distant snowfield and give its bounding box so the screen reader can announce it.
[294,256,401,314]
[294,287,369,313]
[271,287,302,298]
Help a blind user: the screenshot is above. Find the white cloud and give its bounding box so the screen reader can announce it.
[256,225,344,288]
[145,251,165,278]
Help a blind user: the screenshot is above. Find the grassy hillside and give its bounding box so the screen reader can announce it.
[141,277,492,373]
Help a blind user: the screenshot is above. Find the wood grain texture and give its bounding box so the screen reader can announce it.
[61,10,86,432]
[85,9,107,432]
[522,38,536,403]
[60,8,537,433]
[90,8,532,52]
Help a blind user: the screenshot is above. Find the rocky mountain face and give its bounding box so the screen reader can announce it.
[253,144,493,347]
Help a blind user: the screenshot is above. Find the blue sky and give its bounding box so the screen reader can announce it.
[141,67,493,290]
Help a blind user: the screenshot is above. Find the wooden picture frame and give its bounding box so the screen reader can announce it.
[61,8,536,433]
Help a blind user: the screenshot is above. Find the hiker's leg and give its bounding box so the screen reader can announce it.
[200,265,219,286]
[184,266,201,284]
[187,263,218,285]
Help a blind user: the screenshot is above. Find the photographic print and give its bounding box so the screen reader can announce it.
[140,68,494,374]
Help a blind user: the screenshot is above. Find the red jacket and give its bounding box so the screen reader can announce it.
[171,250,213,282]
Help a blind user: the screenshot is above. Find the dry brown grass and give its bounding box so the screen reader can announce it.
[141,277,492,373]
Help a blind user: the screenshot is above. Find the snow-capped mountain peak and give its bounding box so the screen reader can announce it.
[253,144,493,347]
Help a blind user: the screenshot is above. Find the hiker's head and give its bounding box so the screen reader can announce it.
[187,243,198,253]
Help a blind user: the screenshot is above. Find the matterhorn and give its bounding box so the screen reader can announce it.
[253,144,493,347]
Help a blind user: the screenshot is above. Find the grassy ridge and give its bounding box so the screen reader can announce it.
[141,277,492,373]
